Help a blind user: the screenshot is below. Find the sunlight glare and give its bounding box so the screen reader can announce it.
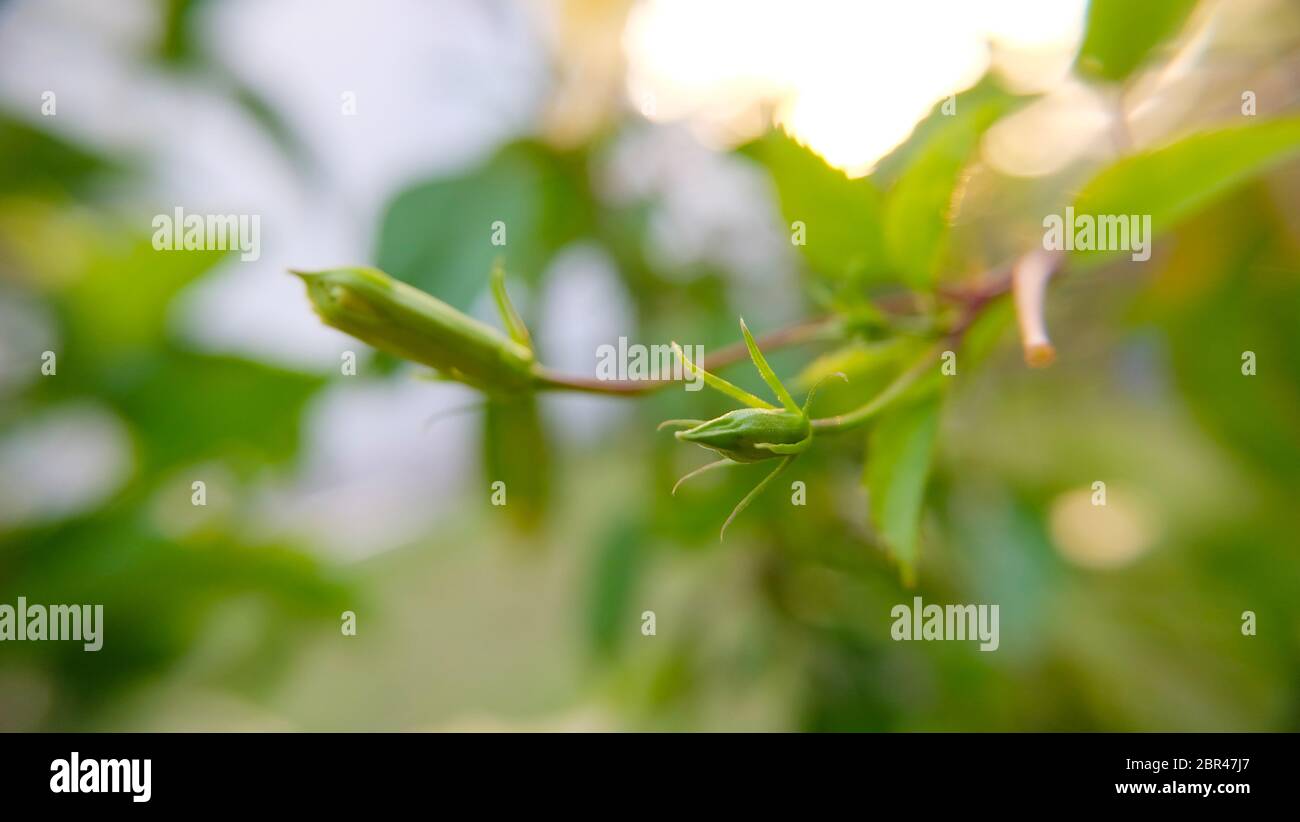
[624,0,1088,176]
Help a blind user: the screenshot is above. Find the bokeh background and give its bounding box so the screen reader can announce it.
[1,0,1298,731]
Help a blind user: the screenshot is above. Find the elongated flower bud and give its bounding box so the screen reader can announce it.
[293,266,536,392]
[676,408,811,463]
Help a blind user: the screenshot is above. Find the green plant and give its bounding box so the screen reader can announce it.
[295,92,1300,572]
[296,257,958,555]
[296,104,1300,581]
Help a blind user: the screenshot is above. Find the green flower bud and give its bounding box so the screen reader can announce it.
[675,408,811,463]
[663,318,827,539]
[293,266,536,393]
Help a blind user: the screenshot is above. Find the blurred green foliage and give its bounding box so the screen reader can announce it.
[1076,0,1197,82]
[0,114,348,728]
[1,0,1298,732]
[1074,116,1300,265]
[378,142,590,312]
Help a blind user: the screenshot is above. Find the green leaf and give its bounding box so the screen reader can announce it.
[103,348,325,474]
[1072,116,1300,266]
[739,318,799,412]
[376,141,588,312]
[741,130,888,284]
[722,455,795,541]
[490,259,533,350]
[1075,0,1198,83]
[61,236,226,360]
[882,81,1021,290]
[0,209,224,364]
[865,395,942,582]
[0,115,120,197]
[483,394,550,532]
[672,341,775,410]
[586,515,647,661]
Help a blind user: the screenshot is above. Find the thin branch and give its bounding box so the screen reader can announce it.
[810,251,1066,433]
[533,316,837,396]
[809,344,944,434]
[533,257,1038,398]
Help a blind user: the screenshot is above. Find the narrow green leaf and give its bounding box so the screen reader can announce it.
[865,396,943,582]
[1071,116,1300,266]
[672,458,734,496]
[739,318,799,413]
[722,455,796,541]
[586,516,647,661]
[483,394,549,532]
[672,342,775,410]
[883,81,1021,290]
[490,259,533,350]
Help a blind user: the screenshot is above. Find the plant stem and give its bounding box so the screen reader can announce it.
[532,316,837,396]
[809,252,1060,432]
[532,260,1029,399]
[809,344,944,434]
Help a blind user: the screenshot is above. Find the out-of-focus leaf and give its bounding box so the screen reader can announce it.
[155,0,311,173]
[483,394,550,532]
[103,348,324,474]
[1142,190,1300,482]
[1,509,352,709]
[741,130,888,284]
[0,207,224,364]
[1075,0,1198,83]
[882,81,1021,290]
[0,115,120,197]
[158,0,210,65]
[1071,116,1300,266]
[865,395,942,582]
[376,141,588,312]
[61,238,226,359]
[586,515,647,661]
